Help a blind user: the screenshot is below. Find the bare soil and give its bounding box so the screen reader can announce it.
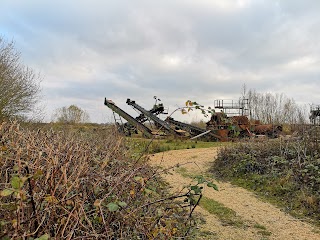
[150,148,320,240]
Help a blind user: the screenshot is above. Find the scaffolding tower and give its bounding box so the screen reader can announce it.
[214,98,249,117]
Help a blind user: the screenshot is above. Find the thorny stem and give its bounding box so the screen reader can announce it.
[189,194,202,219]
[184,194,202,237]
[125,193,187,217]
[126,191,201,219]
[149,161,195,180]
[25,165,39,237]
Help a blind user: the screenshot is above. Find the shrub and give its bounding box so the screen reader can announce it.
[210,137,320,222]
[0,122,194,239]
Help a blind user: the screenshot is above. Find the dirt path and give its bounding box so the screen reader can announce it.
[150,148,320,240]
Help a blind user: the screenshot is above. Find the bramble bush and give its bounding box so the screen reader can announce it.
[210,133,320,222]
[0,121,206,239]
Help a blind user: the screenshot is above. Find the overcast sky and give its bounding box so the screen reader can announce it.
[1,0,320,123]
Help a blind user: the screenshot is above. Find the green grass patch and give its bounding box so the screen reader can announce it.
[253,223,267,230]
[175,167,215,181]
[257,230,272,237]
[175,167,191,178]
[254,223,272,237]
[199,196,245,227]
[126,137,226,155]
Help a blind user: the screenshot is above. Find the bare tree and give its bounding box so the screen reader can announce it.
[0,37,41,120]
[53,105,90,124]
[247,89,307,124]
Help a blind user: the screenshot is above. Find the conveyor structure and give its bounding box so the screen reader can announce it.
[126,99,180,136]
[166,117,222,141]
[104,98,153,138]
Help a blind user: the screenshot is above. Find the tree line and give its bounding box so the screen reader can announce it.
[246,89,308,124]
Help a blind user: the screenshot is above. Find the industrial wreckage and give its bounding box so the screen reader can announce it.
[104,97,284,142]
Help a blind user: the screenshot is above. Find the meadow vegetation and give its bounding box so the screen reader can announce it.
[0,122,209,239]
[210,130,320,224]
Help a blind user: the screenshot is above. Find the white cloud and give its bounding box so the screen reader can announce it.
[1,0,320,122]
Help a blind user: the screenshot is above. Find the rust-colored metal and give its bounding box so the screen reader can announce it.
[105,96,284,141]
[216,129,229,142]
[206,110,283,141]
[252,124,283,137]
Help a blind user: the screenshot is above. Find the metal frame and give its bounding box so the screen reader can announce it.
[104,98,153,138]
[126,99,180,136]
[214,98,249,117]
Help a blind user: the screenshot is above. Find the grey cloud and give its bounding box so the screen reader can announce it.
[1,0,320,122]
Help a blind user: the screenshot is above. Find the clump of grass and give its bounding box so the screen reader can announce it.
[253,223,272,237]
[176,166,215,181]
[175,167,191,178]
[254,223,267,230]
[257,230,272,237]
[0,122,196,239]
[199,196,245,227]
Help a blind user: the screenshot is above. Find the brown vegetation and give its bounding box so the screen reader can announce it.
[0,122,197,239]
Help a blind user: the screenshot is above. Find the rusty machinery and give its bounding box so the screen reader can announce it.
[206,112,284,141]
[165,117,222,141]
[104,98,185,138]
[104,97,284,141]
[104,97,220,140]
[166,98,254,141]
[206,98,283,141]
[126,98,221,140]
[310,104,320,125]
[104,98,153,138]
[205,111,251,141]
[308,104,320,141]
[126,98,185,137]
[204,99,251,141]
